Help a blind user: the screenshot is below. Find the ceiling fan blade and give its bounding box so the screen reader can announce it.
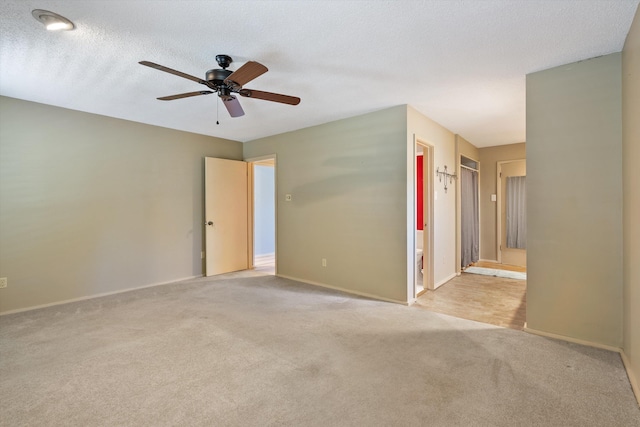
[139,61,206,85]
[222,96,245,117]
[239,89,300,105]
[157,91,213,101]
[224,61,268,88]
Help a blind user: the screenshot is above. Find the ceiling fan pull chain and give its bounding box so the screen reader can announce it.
[216,97,220,125]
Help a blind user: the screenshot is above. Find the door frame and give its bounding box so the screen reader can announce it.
[412,138,434,299]
[457,154,480,271]
[245,154,277,273]
[496,159,526,264]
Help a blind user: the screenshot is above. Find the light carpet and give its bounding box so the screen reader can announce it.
[1,270,637,426]
[464,266,527,280]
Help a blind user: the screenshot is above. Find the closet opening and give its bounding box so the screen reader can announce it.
[460,155,479,270]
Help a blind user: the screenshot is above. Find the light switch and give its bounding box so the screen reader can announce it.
[434,191,438,201]
[491,194,497,202]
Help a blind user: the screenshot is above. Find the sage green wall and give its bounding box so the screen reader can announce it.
[243,106,409,302]
[622,5,640,401]
[0,96,242,313]
[477,143,526,261]
[526,54,623,347]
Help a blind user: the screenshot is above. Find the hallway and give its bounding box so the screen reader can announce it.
[415,263,526,330]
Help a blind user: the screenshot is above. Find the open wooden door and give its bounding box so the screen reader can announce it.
[204,157,248,276]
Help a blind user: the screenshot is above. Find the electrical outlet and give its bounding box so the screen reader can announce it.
[0,278,7,288]
[322,258,327,267]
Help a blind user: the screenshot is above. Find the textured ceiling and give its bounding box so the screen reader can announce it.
[1,1,638,147]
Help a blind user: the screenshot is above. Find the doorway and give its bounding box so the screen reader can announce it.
[415,140,434,297]
[249,157,276,274]
[460,155,480,269]
[416,156,527,330]
[203,156,277,277]
[497,159,526,267]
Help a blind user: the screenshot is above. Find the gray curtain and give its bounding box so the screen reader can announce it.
[461,168,479,267]
[506,176,526,249]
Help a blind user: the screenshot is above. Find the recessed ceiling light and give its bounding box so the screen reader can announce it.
[31,9,75,31]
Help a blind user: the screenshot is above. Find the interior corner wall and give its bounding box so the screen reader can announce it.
[477,143,526,261]
[526,53,623,347]
[407,106,457,288]
[0,96,243,314]
[622,4,640,402]
[243,106,409,303]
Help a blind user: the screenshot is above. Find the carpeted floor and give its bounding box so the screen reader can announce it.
[1,270,638,426]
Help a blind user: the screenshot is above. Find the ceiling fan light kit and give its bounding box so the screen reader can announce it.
[139,54,300,119]
[31,9,75,31]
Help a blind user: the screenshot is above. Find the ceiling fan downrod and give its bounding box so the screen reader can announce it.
[215,54,232,70]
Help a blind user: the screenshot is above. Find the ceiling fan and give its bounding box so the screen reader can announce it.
[139,54,300,118]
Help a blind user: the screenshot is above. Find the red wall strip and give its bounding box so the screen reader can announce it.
[417,155,423,230]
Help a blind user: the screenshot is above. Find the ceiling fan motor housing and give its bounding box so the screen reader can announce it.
[206,68,233,85]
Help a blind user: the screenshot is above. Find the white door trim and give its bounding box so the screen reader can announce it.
[409,137,435,301]
[245,154,277,274]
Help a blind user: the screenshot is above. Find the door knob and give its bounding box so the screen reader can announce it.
[206,221,214,226]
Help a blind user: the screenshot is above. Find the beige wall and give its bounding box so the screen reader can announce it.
[477,143,526,261]
[407,107,458,289]
[526,53,623,347]
[243,105,461,302]
[0,98,476,309]
[0,96,242,313]
[244,106,410,303]
[622,5,640,402]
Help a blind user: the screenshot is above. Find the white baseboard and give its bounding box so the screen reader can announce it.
[0,275,203,316]
[434,272,457,290]
[620,350,640,406]
[523,325,622,353]
[523,324,639,406]
[276,274,408,305]
[479,259,499,263]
